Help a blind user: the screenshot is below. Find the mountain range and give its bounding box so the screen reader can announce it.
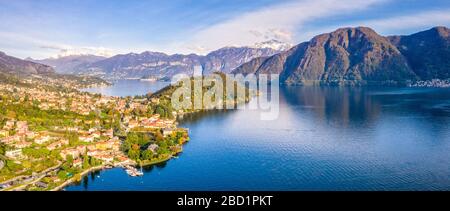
[14,26,450,85]
[0,51,108,88]
[1,51,55,76]
[28,55,106,75]
[31,45,284,80]
[233,26,450,85]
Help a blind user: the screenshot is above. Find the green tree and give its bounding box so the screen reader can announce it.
[155,130,164,142]
[66,155,74,166]
[126,133,139,144]
[83,154,90,169]
[127,149,140,160]
[89,157,97,166]
[141,150,154,160]
[156,106,165,117]
[0,143,5,155]
[66,133,79,146]
[120,141,131,152]
[57,170,68,179]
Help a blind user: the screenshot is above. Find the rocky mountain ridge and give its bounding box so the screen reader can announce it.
[233,26,450,85]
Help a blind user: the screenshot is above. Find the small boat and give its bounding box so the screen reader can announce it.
[125,166,143,177]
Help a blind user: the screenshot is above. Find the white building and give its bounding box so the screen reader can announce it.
[5,149,23,159]
[34,135,52,144]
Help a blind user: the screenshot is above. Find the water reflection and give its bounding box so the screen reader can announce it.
[178,109,237,124]
[281,86,450,127]
[82,80,170,97]
[281,86,383,127]
[67,84,450,191]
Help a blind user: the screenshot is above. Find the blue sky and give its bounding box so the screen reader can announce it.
[1,0,449,59]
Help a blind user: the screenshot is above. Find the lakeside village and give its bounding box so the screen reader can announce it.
[0,81,189,191]
[409,79,450,88]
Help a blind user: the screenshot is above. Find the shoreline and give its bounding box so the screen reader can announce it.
[48,85,189,191]
[52,160,135,191]
[53,147,184,191]
[139,146,183,167]
[51,165,106,191]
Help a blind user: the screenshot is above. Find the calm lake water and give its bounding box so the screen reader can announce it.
[82,79,170,97]
[70,80,450,191]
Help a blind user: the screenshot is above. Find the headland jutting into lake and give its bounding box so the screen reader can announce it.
[0,74,253,191]
[67,81,450,191]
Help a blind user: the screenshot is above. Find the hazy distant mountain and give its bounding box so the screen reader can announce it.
[0,51,55,75]
[233,26,450,85]
[202,47,280,74]
[0,51,109,88]
[77,51,203,79]
[29,55,106,74]
[75,46,280,79]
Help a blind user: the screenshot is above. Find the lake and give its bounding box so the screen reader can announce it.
[82,79,170,97]
[69,80,450,191]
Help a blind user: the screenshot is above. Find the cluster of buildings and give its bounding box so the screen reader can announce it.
[0,83,116,116]
[1,120,33,159]
[0,77,187,190]
[0,120,67,159]
[60,136,130,165]
[0,81,180,163]
[0,118,129,165]
[409,79,450,88]
[124,114,177,132]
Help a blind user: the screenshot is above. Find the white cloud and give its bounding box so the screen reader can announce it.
[0,31,115,59]
[297,9,450,43]
[355,10,450,34]
[48,46,115,58]
[179,0,386,54]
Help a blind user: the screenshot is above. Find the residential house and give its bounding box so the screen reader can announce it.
[76,146,87,154]
[79,135,95,143]
[116,155,129,162]
[0,136,21,144]
[15,121,28,134]
[26,131,36,139]
[162,128,174,137]
[34,135,52,144]
[95,141,114,151]
[73,158,82,168]
[87,150,102,157]
[98,155,114,163]
[111,141,121,151]
[147,144,159,153]
[5,149,23,159]
[104,129,114,138]
[87,145,97,151]
[60,148,81,160]
[91,131,101,139]
[3,120,15,130]
[128,120,139,129]
[13,141,32,149]
[46,139,69,150]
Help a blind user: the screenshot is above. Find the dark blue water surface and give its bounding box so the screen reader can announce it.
[69,83,450,191]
